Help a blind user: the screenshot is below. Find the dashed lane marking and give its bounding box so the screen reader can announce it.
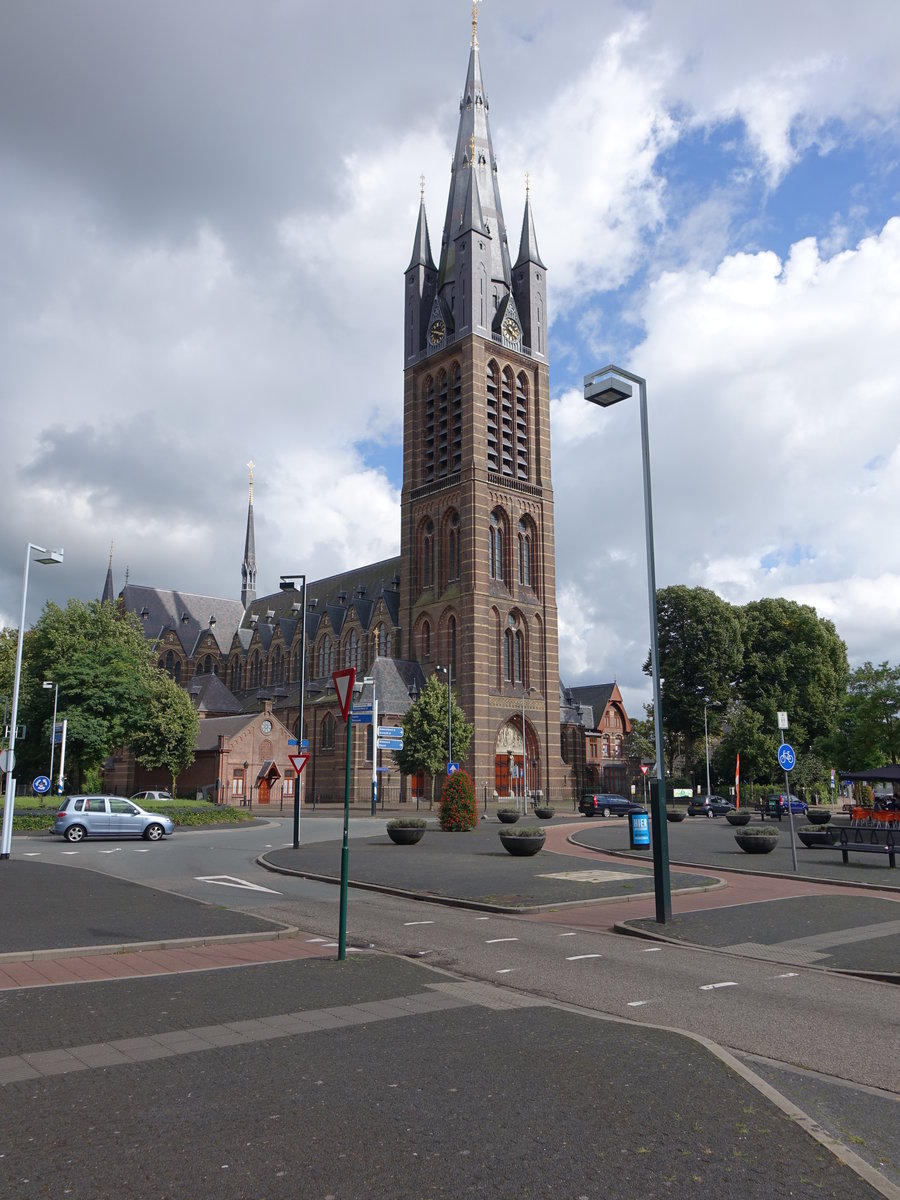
[403,921,435,926]
[771,972,800,979]
[566,954,603,961]
[641,947,662,952]
[486,937,519,944]
[700,981,738,991]
[496,969,518,974]
[627,1001,649,1007]
[558,932,577,937]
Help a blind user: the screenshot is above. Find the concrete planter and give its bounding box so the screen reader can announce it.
[735,828,779,854]
[498,830,545,856]
[725,810,752,827]
[386,820,426,845]
[497,810,520,824]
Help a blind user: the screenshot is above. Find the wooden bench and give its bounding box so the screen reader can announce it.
[815,829,896,867]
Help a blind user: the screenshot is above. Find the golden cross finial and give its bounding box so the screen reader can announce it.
[420,174,425,201]
[472,0,482,47]
[469,132,476,167]
[108,540,114,567]
[526,171,531,198]
[247,459,255,504]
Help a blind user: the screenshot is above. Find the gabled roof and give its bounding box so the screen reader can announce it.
[187,673,244,716]
[121,585,245,656]
[355,657,426,716]
[567,683,630,734]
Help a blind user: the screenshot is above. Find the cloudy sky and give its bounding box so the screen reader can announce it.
[2,0,900,715]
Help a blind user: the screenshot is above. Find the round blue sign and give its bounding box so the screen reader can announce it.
[777,743,796,771]
[32,775,51,794]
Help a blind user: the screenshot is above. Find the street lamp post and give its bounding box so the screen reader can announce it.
[520,684,536,813]
[1,544,64,861]
[43,681,59,785]
[279,574,307,848]
[704,700,711,798]
[584,366,671,923]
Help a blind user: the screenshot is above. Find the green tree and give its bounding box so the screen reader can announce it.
[830,661,900,768]
[131,672,200,796]
[713,704,772,787]
[737,597,849,751]
[646,586,743,775]
[624,707,655,762]
[394,675,474,804]
[21,599,162,788]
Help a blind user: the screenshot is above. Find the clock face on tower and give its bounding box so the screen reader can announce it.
[502,316,520,342]
[429,319,446,345]
[260,719,272,734]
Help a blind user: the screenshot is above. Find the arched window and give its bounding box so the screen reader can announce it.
[489,510,505,581]
[344,629,360,670]
[504,629,513,681]
[515,372,529,480]
[270,647,283,685]
[515,629,525,684]
[230,659,243,691]
[320,713,335,750]
[518,519,532,588]
[448,615,457,677]
[500,367,514,476]
[486,360,499,471]
[421,519,434,591]
[423,619,431,661]
[423,376,435,483]
[446,511,460,585]
[316,634,333,678]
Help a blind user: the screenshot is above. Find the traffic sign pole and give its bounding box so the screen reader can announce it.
[777,734,798,873]
[337,671,357,962]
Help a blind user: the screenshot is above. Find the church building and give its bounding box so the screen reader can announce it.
[109,14,634,809]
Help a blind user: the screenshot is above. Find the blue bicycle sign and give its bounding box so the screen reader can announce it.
[777,743,796,771]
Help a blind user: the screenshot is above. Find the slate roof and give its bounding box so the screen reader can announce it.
[121,585,244,656]
[566,683,630,734]
[194,714,256,752]
[355,656,427,717]
[187,673,243,716]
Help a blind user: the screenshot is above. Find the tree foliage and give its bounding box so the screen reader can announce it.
[393,674,474,795]
[646,586,742,774]
[131,672,200,796]
[822,661,900,770]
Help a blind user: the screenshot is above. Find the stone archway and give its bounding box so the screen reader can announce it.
[494,717,540,800]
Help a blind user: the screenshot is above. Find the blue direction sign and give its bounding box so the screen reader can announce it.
[447,762,460,775]
[377,737,403,750]
[351,707,373,724]
[33,775,51,795]
[377,726,403,739]
[778,742,796,771]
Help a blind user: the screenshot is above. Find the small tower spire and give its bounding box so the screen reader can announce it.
[241,460,257,608]
[101,541,115,605]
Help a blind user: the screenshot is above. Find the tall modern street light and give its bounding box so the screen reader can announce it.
[279,574,307,849]
[584,365,671,923]
[704,700,712,798]
[43,681,59,785]
[1,544,64,861]
[520,684,536,812]
[436,664,453,769]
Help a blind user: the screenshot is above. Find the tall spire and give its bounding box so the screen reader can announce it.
[241,460,257,608]
[101,541,115,605]
[406,176,436,272]
[436,16,511,299]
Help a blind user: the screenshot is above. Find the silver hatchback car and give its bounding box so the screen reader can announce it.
[52,795,175,843]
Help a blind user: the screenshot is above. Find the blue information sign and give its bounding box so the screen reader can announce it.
[33,775,51,795]
[630,811,651,847]
[777,743,796,771]
[447,762,460,775]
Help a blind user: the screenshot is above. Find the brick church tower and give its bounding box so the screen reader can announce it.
[399,13,563,802]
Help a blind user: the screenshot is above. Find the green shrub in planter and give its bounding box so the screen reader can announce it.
[498,826,545,856]
[439,769,477,831]
[806,809,832,825]
[496,808,520,824]
[725,809,752,826]
[533,806,555,820]
[387,817,427,845]
[735,825,779,854]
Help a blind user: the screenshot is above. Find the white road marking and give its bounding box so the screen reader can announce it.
[474,916,490,921]
[771,972,800,979]
[403,921,435,926]
[61,851,79,855]
[98,848,121,854]
[539,869,644,883]
[627,1001,648,1007]
[558,931,577,937]
[306,937,330,943]
[641,947,662,952]
[496,969,518,974]
[566,954,603,961]
[129,848,150,853]
[700,981,738,991]
[195,875,282,894]
[486,937,518,944]
[22,853,41,857]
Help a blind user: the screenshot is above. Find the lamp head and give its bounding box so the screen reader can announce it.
[35,549,64,566]
[584,370,633,408]
[43,680,54,689]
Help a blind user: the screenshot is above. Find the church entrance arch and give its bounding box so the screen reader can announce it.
[494,717,539,801]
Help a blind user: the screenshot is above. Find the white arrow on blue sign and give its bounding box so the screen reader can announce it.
[377,737,403,750]
[33,775,51,794]
[778,743,796,771]
[377,726,403,739]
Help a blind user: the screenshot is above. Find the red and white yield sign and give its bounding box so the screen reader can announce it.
[288,753,310,776]
[332,667,357,722]
[640,764,650,776]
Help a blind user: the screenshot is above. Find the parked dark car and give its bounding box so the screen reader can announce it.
[687,795,735,817]
[579,793,645,818]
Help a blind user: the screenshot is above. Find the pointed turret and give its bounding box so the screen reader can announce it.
[101,543,115,605]
[404,181,438,361]
[241,461,257,609]
[511,180,548,358]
